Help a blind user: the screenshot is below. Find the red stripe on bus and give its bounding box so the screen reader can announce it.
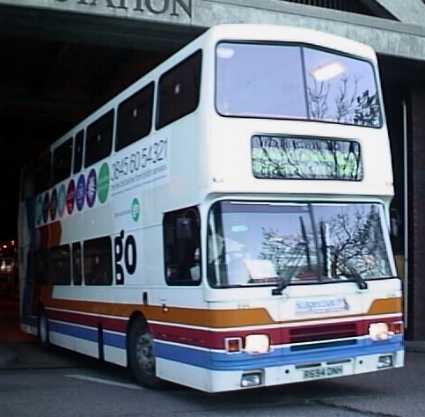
[45,307,401,349]
[47,309,128,333]
[149,316,401,349]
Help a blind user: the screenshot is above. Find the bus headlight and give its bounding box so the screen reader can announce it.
[369,323,394,341]
[245,334,270,354]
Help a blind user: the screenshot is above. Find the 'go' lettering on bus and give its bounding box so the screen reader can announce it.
[114,231,137,285]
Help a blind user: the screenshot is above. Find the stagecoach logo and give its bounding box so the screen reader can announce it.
[98,163,110,204]
[58,184,66,218]
[50,188,58,221]
[296,297,349,316]
[131,198,140,222]
[86,169,97,208]
[53,0,192,19]
[76,175,86,211]
[66,179,75,215]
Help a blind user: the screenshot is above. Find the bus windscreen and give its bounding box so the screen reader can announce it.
[207,201,394,288]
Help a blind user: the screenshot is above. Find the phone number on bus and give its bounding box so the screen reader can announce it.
[112,139,168,182]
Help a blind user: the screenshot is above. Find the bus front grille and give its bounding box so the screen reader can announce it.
[289,322,358,344]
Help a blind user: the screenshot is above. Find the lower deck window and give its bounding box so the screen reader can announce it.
[49,245,71,285]
[84,236,112,285]
[72,242,83,285]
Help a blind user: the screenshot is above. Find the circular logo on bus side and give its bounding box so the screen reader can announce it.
[98,163,110,204]
[50,188,57,221]
[76,175,85,211]
[42,192,50,224]
[35,195,43,225]
[66,179,75,215]
[86,169,97,208]
[58,184,66,218]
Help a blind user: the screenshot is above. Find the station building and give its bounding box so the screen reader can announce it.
[1,0,425,339]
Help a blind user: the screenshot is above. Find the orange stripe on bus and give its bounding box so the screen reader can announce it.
[42,297,273,327]
[41,287,401,329]
[367,297,402,315]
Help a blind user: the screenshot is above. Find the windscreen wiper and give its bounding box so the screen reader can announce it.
[272,217,311,296]
[272,276,290,295]
[340,266,368,290]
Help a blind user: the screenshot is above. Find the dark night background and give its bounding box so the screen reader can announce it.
[0,38,163,240]
[0,20,183,241]
[0,4,204,242]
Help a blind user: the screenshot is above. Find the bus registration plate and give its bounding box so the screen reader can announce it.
[302,365,344,380]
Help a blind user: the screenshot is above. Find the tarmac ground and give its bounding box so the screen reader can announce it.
[1,293,425,417]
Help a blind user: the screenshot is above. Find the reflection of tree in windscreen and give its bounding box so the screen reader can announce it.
[307,75,380,127]
[259,227,311,279]
[353,90,381,127]
[327,206,390,278]
[307,77,329,119]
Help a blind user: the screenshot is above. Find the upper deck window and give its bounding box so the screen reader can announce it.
[116,82,154,151]
[73,130,84,174]
[304,48,381,126]
[52,138,73,185]
[84,110,114,168]
[157,50,202,129]
[216,43,382,128]
[217,44,307,119]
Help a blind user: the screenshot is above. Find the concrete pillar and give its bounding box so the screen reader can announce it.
[408,89,425,339]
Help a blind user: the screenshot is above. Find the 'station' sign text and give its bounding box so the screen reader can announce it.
[54,0,192,18]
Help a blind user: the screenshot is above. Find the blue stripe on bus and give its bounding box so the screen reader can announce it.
[49,321,126,349]
[48,319,403,371]
[154,336,403,371]
[49,321,98,343]
[103,331,126,349]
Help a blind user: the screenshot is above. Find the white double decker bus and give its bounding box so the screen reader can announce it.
[18,24,403,392]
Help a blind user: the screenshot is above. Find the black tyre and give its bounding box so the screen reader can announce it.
[38,310,50,347]
[128,318,165,389]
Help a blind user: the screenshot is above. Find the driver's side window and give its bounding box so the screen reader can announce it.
[163,206,201,286]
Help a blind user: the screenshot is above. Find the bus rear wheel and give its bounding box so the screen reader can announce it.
[128,318,165,389]
[38,310,50,347]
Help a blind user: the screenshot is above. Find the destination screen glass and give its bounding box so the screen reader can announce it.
[251,135,362,181]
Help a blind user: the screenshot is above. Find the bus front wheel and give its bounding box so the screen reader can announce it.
[38,310,50,347]
[128,318,165,389]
